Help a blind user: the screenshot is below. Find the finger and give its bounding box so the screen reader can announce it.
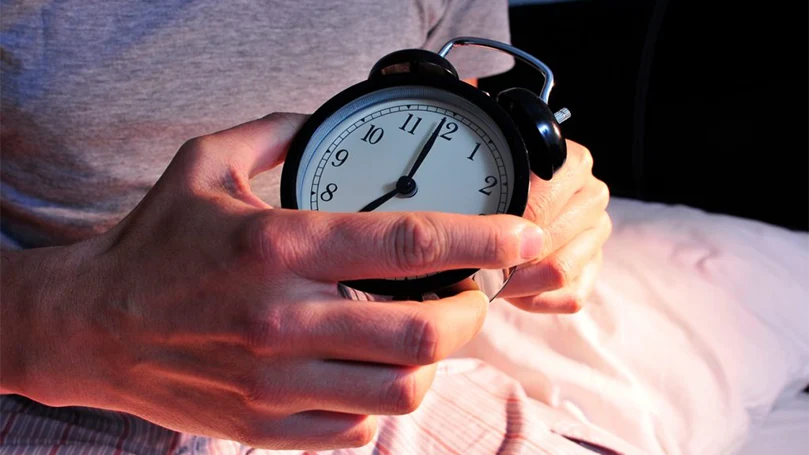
[524,140,593,226]
[251,210,545,281]
[502,212,612,298]
[253,290,489,366]
[245,412,377,450]
[507,250,603,313]
[176,113,308,191]
[284,361,437,416]
[535,178,610,260]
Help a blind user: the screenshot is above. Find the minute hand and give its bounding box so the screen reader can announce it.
[406,117,446,179]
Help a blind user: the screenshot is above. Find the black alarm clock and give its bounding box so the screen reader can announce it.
[280,37,570,301]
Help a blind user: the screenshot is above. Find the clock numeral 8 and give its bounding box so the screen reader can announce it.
[320,183,338,202]
[478,176,498,196]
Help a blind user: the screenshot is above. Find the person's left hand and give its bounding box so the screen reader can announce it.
[499,139,612,313]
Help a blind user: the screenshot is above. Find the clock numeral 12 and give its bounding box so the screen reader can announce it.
[440,122,458,141]
[399,113,422,135]
[478,176,497,196]
[361,124,384,144]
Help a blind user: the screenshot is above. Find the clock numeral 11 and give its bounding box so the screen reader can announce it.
[399,113,422,135]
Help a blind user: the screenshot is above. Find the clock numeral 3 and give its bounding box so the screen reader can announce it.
[320,183,338,201]
[440,121,458,141]
[331,149,349,167]
[361,124,384,144]
[478,176,498,196]
[399,113,422,135]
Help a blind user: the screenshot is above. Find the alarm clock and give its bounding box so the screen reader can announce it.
[280,37,570,301]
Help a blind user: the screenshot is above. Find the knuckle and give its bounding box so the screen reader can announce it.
[593,180,611,205]
[242,378,270,406]
[240,307,286,352]
[563,291,587,314]
[233,420,268,448]
[545,255,572,289]
[404,314,440,365]
[482,226,514,266]
[343,418,377,448]
[602,213,614,237]
[391,214,442,271]
[526,190,553,225]
[579,146,594,171]
[242,213,293,269]
[386,373,422,414]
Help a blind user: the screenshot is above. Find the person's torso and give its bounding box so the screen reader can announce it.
[1,0,442,248]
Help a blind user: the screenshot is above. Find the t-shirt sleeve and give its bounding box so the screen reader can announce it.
[421,0,515,80]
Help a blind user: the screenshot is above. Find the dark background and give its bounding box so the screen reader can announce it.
[480,0,808,231]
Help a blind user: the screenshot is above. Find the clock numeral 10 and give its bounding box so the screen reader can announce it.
[399,113,422,135]
[361,124,384,144]
[478,176,498,196]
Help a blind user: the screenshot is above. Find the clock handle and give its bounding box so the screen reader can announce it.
[439,37,570,180]
[438,36,556,103]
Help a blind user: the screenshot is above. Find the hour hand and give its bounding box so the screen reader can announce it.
[358,176,417,212]
[358,187,399,212]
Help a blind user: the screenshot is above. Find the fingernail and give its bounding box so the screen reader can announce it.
[520,225,544,260]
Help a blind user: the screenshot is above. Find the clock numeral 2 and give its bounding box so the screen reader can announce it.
[399,113,422,135]
[320,183,338,201]
[361,124,384,144]
[478,176,498,196]
[331,149,349,167]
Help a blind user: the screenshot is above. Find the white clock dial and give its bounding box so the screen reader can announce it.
[295,86,515,216]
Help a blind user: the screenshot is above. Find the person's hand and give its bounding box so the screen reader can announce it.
[0,114,547,450]
[499,140,612,313]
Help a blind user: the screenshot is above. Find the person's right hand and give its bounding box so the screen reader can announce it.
[0,113,546,450]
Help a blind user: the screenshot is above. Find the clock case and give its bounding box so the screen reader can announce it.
[280,38,567,300]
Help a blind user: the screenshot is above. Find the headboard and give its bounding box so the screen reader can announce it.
[481,0,808,231]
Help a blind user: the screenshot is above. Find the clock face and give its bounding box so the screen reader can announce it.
[293,86,515,216]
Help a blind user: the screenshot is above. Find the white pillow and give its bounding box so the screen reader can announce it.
[457,197,809,454]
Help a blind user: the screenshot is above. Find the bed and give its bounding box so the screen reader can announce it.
[453,196,809,454]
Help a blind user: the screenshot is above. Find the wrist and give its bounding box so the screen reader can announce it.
[0,241,104,401]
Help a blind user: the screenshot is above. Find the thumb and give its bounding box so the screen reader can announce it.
[209,112,309,178]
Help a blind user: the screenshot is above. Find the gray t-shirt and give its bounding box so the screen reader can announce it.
[1,0,514,250]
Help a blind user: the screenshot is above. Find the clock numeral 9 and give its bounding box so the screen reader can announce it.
[320,183,338,202]
[478,176,498,196]
[361,124,384,144]
[331,149,349,167]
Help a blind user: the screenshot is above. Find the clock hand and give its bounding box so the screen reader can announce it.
[358,187,399,212]
[406,116,446,179]
[358,176,418,212]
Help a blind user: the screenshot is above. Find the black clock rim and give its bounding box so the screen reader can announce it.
[280,72,530,297]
